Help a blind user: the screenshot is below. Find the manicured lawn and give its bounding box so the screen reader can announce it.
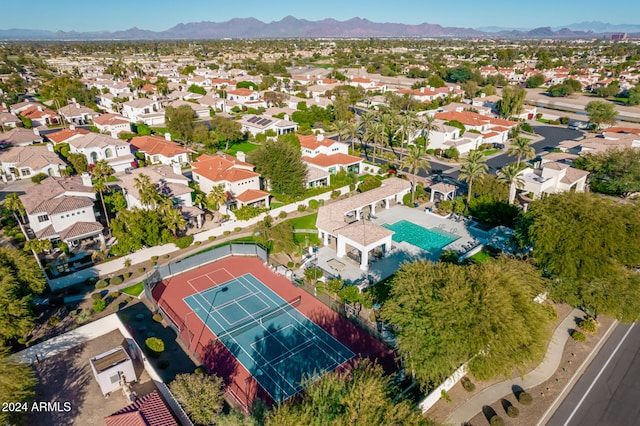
[536,118,551,124]
[121,282,144,297]
[294,232,321,246]
[469,250,493,264]
[270,202,285,210]
[224,141,260,156]
[482,149,501,156]
[286,213,318,230]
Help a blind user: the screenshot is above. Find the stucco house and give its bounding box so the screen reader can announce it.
[298,134,362,175]
[129,135,190,166]
[0,144,66,181]
[67,133,134,173]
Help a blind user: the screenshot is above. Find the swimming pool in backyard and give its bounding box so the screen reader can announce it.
[383,220,459,252]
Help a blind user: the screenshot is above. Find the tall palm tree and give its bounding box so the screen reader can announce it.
[92,160,114,232]
[206,184,227,223]
[163,207,187,237]
[459,150,489,205]
[498,163,525,204]
[381,111,399,156]
[134,173,158,209]
[364,121,386,165]
[401,145,431,204]
[507,137,536,168]
[24,238,52,270]
[396,111,418,162]
[345,121,363,154]
[4,192,26,224]
[419,114,438,146]
[333,120,348,142]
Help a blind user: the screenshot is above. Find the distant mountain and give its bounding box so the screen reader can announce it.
[557,21,640,33]
[0,17,632,40]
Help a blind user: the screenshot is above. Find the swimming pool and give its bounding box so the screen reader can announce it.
[383,220,459,252]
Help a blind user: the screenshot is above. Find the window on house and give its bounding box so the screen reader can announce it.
[37,214,49,223]
[20,168,31,176]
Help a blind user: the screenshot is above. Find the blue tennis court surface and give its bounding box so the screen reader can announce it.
[183,273,355,402]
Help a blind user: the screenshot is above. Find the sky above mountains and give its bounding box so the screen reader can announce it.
[1,0,637,32]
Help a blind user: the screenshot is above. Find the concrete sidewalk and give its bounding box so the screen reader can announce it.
[445,308,582,426]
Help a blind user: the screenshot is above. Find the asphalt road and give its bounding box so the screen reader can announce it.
[548,322,640,426]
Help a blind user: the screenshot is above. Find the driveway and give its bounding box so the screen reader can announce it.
[0,178,37,202]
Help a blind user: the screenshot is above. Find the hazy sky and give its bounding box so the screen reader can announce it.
[0,0,637,32]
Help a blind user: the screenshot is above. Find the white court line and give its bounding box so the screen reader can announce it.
[562,322,636,426]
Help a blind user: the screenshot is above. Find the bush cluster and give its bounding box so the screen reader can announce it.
[95,280,109,289]
[518,391,533,405]
[578,317,597,334]
[145,337,165,358]
[571,330,587,342]
[308,199,319,209]
[109,276,123,286]
[175,235,194,249]
[461,377,475,392]
[506,405,519,418]
[490,415,505,426]
[92,299,106,313]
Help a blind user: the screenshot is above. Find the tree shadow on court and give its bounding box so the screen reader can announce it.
[200,339,239,386]
[303,307,398,375]
[482,405,498,423]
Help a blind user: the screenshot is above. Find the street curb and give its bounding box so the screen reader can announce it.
[536,319,619,426]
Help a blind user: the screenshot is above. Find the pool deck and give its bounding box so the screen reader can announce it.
[312,206,487,285]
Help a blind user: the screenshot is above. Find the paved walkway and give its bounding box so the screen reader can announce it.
[445,308,583,426]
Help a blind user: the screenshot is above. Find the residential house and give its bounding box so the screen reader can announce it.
[226,88,266,108]
[57,101,100,125]
[0,127,43,146]
[0,144,66,181]
[93,113,132,138]
[46,127,90,144]
[191,152,269,210]
[198,93,225,112]
[516,162,589,203]
[129,135,191,165]
[122,98,164,126]
[0,112,21,128]
[67,133,134,172]
[397,85,463,103]
[298,134,362,175]
[435,110,517,145]
[104,391,178,426]
[347,77,377,90]
[19,174,104,245]
[239,114,298,136]
[165,99,210,119]
[19,105,60,127]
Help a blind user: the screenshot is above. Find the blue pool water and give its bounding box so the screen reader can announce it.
[383,220,459,252]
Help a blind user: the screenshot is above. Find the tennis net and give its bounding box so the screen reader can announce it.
[217,296,302,339]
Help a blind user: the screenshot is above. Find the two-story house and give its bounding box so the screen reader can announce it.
[46,127,90,144]
[122,98,164,126]
[0,144,66,181]
[129,135,191,165]
[238,114,298,136]
[226,88,266,109]
[93,113,132,138]
[67,133,134,172]
[191,152,269,210]
[19,174,104,246]
[298,134,362,175]
[58,101,101,125]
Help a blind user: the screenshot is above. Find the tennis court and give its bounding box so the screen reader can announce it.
[183,271,355,403]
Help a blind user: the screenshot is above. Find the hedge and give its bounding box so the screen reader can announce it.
[145,337,165,358]
[308,199,319,209]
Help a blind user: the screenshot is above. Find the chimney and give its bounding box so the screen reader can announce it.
[172,163,182,176]
[71,97,77,105]
[33,128,40,136]
[236,151,246,163]
[46,143,54,152]
[420,87,425,93]
[70,124,75,130]
[317,134,324,142]
[37,105,43,111]
[164,132,171,141]
[81,173,92,187]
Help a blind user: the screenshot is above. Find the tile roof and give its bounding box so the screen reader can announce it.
[235,189,270,203]
[0,145,65,170]
[560,167,589,184]
[227,88,255,97]
[297,134,340,149]
[337,220,394,247]
[58,221,104,240]
[302,153,362,168]
[58,103,97,117]
[192,153,259,183]
[46,128,90,143]
[18,176,94,213]
[104,391,178,426]
[0,128,43,145]
[118,165,190,200]
[435,111,517,128]
[68,133,129,149]
[130,136,190,158]
[21,105,59,120]
[93,113,130,126]
[124,98,157,109]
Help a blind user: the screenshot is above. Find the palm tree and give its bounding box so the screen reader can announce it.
[419,114,439,148]
[24,238,52,270]
[459,150,489,205]
[381,111,398,157]
[498,163,525,204]
[163,207,187,237]
[401,145,431,204]
[206,185,227,223]
[89,241,110,263]
[134,173,158,209]
[364,121,386,165]
[4,192,26,224]
[92,160,114,232]
[345,121,363,154]
[333,120,348,142]
[507,137,536,168]
[396,111,418,162]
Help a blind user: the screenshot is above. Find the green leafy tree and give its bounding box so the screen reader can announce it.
[507,137,535,168]
[134,173,159,209]
[165,105,195,141]
[585,100,618,130]
[497,86,526,118]
[266,360,433,426]
[170,372,225,425]
[627,84,640,106]
[459,150,489,205]
[211,116,244,150]
[249,140,306,197]
[187,84,206,95]
[67,153,88,174]
[526,75,545,88]
[381,259,550,385]
[104,191,127,215]
[401,145,430,204]
[521,192,640,320]
[0,347,37,425]
[4,192,26,224]
[110,208,174,255]
[0,247,47,343]
[573,148,640,197]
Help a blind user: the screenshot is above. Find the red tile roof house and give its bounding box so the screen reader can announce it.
[226,88,266,109]
[129,135,191,166]
[0,144,66,181]
[298,134,363,175]
[46,127,90,144]
[18,174,104,246]
[93,113,132,138]
[19,105,61,127]
[104,390,178,426]
[435,110,518,145]
[191,152,270,211]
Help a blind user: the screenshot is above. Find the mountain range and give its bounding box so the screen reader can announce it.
[0,17,637,40]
